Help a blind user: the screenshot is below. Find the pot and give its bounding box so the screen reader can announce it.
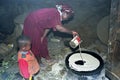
[69,35,81,48]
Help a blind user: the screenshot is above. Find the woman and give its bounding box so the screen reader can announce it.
[23,4,78,65]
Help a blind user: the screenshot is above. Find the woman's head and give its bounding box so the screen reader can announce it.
[56,4,74,21]
[17,35,31,51]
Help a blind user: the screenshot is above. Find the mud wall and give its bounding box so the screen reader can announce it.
[108,0,120,77]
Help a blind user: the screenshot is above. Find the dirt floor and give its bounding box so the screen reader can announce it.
[0,35,110,80]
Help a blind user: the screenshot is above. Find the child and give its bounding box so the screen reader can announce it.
[17,35,40,80]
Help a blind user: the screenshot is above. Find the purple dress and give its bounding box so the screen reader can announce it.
[23,8,61,60]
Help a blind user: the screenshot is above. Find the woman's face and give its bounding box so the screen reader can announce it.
[61,12,69,21]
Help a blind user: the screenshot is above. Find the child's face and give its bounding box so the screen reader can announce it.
[22,41,31,51]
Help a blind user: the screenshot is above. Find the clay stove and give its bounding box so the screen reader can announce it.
[65,50,109,80]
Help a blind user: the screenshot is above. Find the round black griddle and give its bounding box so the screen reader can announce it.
[65,50,104,76]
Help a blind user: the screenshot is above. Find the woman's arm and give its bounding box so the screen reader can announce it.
[41,29,50,42]
[56,25,72,34]
[55,25,78,36]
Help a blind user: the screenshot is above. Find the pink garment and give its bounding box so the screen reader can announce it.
[23,8,61,60]
[18,59,29,78]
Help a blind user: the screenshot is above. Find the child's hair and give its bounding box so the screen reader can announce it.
[17,35,31,49]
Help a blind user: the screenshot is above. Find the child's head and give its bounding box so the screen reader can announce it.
[17,35,31,51]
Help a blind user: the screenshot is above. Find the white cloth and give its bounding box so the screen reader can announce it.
[56,5,62,21]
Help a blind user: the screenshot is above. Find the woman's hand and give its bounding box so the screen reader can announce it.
[41,29,50,43]
[72,31,78,37]
[41,37,44,43]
